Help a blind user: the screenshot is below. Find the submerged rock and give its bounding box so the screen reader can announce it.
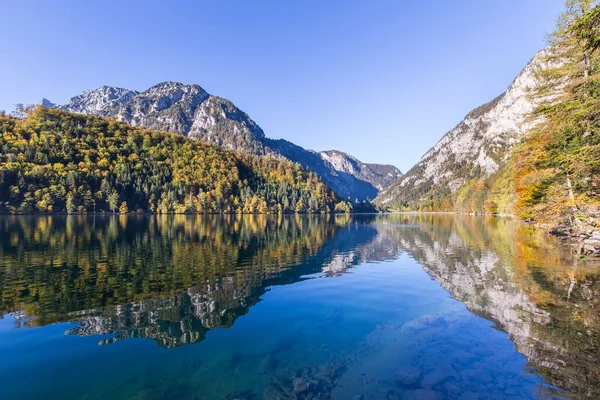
[293,377,309,393]
[443,381,462,398]
[394,366,422,386]
[582,238,600,255]
[421,360,459,388]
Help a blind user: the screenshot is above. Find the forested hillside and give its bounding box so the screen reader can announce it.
[43,82,401,200]
[378,1,600,235]
[0,107,349,214]
[454,2,600,231]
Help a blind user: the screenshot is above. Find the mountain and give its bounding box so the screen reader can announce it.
[319,150,402,190]
[0,107,343,214]
[375,50,549,209]
[45,82,401,200]
[376,4,600,239]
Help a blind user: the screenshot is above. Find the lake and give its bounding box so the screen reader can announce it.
[0,214,598,400]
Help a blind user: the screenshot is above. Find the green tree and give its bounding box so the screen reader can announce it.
[108,191,120,213]
[66,191,76,214]
[295,199,305,213]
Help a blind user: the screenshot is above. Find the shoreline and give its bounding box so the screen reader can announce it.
[383,210,600,257]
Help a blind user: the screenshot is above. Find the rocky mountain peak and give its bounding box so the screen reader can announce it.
[64,86,138,115]
[148,81,185,90]
[45,82,400,200]
[39,98,56,108]
[143,82,208,100]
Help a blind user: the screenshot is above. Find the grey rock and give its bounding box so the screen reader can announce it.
[293,377,309,394]
[394,366,422,386]
[583,239,600,252]
[450,349,480,365]
[421,360,459,388]
[320,150,403,191]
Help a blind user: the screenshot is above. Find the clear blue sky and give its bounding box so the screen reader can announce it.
[0,0,564,172]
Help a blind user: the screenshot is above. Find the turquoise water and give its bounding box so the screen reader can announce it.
[0,214,598,399]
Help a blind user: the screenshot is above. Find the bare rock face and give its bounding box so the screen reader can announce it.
[320,150,402,191]
[376,50,553,207]
[64,86,138,115]
[45,82,400,200]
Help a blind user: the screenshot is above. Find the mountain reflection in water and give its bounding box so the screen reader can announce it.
[0,214,598,399]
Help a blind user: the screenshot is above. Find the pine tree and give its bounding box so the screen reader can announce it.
[66,192,76,214]
[108,191,120,213]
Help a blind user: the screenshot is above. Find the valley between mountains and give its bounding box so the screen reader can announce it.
[1,4,600,252]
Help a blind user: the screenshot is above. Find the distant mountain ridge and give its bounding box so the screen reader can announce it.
[319,150,402,190]
[43,82,401,200]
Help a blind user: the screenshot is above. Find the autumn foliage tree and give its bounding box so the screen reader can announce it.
[0,107,350,214]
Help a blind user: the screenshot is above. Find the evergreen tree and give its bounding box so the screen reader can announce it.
[0,107,343,214]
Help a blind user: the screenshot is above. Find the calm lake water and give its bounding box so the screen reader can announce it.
[1,214,599,400]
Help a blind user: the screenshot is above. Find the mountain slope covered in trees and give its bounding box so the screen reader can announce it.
[376,1,600,237]
[374,50,550,209]
[481,2,600,231]
[0,107,350,214]
[42,83,401,200]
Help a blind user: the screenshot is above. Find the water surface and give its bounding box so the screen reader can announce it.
[1,214,599,399]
